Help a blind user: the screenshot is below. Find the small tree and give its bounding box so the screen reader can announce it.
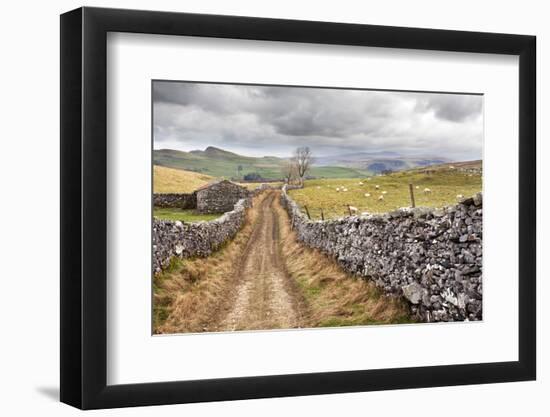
[237,164,243,179]
[281,159,296,184]
[292,146,313,185]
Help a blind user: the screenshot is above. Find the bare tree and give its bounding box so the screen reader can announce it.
[292,146,313,185]
[281,159,296,184]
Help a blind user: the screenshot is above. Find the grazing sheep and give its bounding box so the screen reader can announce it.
[423,188,432,194]
[348,206,358,214]
[342,188,348,192]
[381,190,388,195]
[336,187,341,192]
[364,193,371,197]
[358,181,364,185]
[415,185,420,189]
[456,194,465,200]
[378,195,384,201]
[375,185,380,190]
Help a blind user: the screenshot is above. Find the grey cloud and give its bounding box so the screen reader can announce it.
[153,81,483,160]
[416,94,483,122]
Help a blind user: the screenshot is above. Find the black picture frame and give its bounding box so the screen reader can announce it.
[60,6,536,410]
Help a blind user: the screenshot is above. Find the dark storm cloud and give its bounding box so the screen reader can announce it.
[153,81,483,160]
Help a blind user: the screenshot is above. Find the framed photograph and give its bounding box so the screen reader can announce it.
[60,6,536,409]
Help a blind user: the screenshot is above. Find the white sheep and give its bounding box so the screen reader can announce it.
[415,185,420,189]
[358,181,364,185]
[381,191,388,195]
[456,194,465,200]
[375,185,380,190]
[348,206,358,214]
[423,188,432,194]
[342,188,348,192]
[336,187,341,192]
[364,193,371,198]
[378,195,384,201]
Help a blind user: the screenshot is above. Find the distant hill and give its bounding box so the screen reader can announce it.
[315,151,450,174]
[154,147,371,180]
[408,160,482,173]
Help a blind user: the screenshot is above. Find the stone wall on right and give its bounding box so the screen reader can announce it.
[281,186,483,322]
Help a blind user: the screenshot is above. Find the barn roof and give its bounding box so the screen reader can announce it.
[195,179,244,192]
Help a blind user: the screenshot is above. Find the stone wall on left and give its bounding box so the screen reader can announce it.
[153,197,251,273]
[153,193,197,209]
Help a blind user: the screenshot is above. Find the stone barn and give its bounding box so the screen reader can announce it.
[196,180,250,214]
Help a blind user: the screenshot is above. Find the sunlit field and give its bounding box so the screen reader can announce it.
[153,165,213,193]
[288,168,482,220]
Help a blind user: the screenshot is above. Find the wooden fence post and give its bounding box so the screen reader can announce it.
[320,208,325,221]
[347,205,352,216]
[409,183,416,208]
[304,205,311,220]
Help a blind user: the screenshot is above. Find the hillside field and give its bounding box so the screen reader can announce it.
[154,147,371,180]
[288,168,482,219]
[154,165,214,193]
[154,165,282,194]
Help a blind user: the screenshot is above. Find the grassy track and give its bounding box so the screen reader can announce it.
[153,191,412,333]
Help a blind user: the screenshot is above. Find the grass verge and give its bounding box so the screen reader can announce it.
[274,197,414,327]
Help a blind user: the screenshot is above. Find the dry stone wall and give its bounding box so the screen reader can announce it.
[281,185,483,322]
[153,193,196,209]
[153,198,251,273]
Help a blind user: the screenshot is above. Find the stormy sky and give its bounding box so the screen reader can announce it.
[153,81,483,161]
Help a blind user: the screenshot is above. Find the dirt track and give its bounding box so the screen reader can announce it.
[213,192,306,331]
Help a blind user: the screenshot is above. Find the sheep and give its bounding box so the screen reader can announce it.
[415,185,420,189]
[364,193,371,198]
[342,187,348,192]
[375,185,380,190]
[336,187,341,192]
[381,191,388,195]
[358,181,364,186]
[423,188,432,194]
[456,194,465,200]
[378,195,384,201]
[348,206,358,214]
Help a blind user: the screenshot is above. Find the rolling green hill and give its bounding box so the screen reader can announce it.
[154,147,371,180]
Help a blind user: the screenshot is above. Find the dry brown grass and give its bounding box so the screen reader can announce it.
[274,199,413,327]
[154,165,214,193]
[153,193,268,334]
